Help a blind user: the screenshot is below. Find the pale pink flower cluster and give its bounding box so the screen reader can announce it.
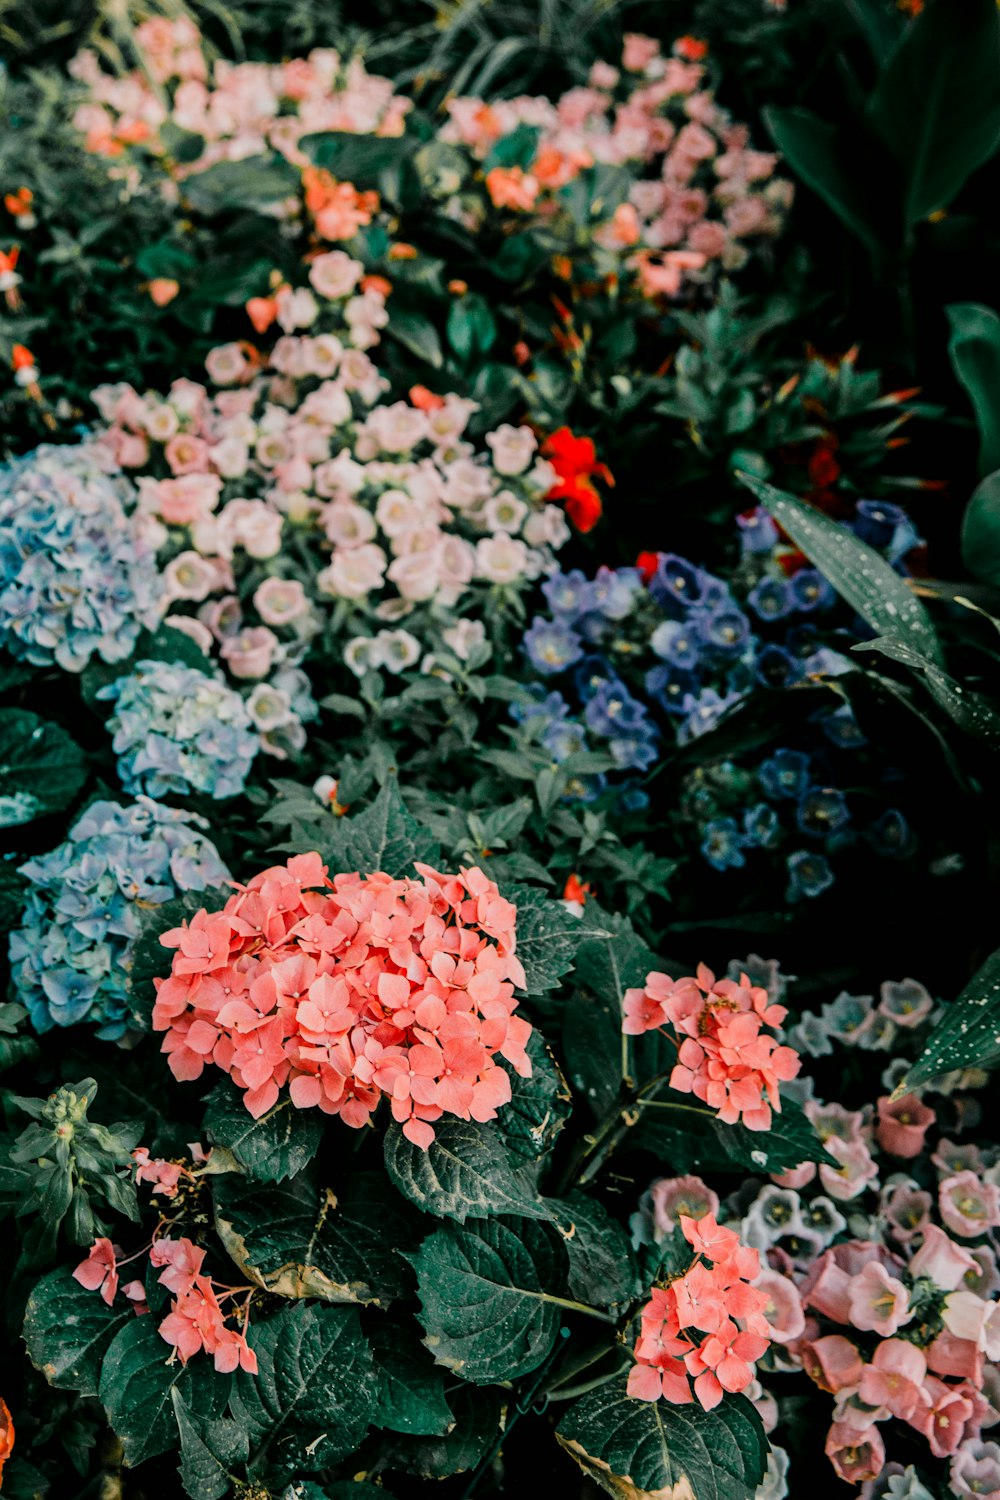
[151,851,532,1148]
[628,1212,771,1410]
[622,963,800,1130]
[74,1233,257,1373]
[131,1142,210,1197]
[440,34,792,297]
[70,17,409,175]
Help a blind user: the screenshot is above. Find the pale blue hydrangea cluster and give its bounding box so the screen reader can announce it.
[99,659,260,799]
[0,442,160,670]
[9,797,230,1038]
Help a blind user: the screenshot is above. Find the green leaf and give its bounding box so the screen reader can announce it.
[868,0,1000,225]
[183,156,301,214]
[230,1303,376,1479]
[299,131,414,185]
[631,1097,832,1177]
[322,777,440,878]
[446,294,497,363]
[506,884,617,996]
[763,107,883,253]
[904,944,1000,1090]
[948,304,1000,478]
[384,1117,549,1223]
[854,636,1000,750]
[549,1194,643,1308]
[962,470,1000,587]
[99,1316,225,1466]
[370,1322,454,1436]
[23,1266,133,1396]
[213,1170,411,1305]
[385,308,444,370]
[376,1385,504,1479]
[172,1391,249,1500]
[405,1216,568,1383]
[737,473,942,665]
[495,1032,572,1163]
[0,710,87,827]
[203,1081,323,1183]
[557,1379,768,1500]
[283,1483,385,1500]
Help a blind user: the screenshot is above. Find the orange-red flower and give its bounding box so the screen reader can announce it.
[541,426,613,533]
[0,1397,14,1483]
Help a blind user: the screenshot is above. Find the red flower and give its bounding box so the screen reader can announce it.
[674,35,709,61]
[542,426,613,533]
[0,1396,14,1483]
[636,550,660,584]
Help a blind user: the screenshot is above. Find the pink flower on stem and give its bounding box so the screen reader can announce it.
[72,1238,119,1305]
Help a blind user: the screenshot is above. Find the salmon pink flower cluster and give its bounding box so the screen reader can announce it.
[152,852,532,1147]
[440,34,792,298]
[73,1234,257,1374]
[623,963,801,1130]
[628,1212,771,1410]
[70,18,409,177]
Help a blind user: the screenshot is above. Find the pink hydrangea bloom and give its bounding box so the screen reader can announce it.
[153,855,531,1148]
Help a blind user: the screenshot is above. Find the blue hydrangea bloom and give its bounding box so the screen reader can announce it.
[10,797,230,1038]
[0,442,160,671]
[99,660,260,800]
[521,616,584,675]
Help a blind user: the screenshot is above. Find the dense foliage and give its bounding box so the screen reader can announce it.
[3,1,1000,1498]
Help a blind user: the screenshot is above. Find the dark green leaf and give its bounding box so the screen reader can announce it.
[854,636,1000,749]
[385,309,444,370]
[23,1266,133,1396]
[557,1379,768,1500]
[322,777,440,878]
[405,1216,568,1383]
[172,1391,249,1500]
[99,1316,225,1466]
[763,107,882,253]
[947,303,1000,476]
[376,1385,503,1479]
[738,473,942,664]
[904,944,1000,1090]
[506,884,617,996]
[231,1303,376,1479]
[370,1322,453,1436]
[495,1032,572,1163]
[384,1118,549,1223]
[203,1082,323,1184]
[962,470,1000,587]
[299,131,414,185]
[549,1194,643,1308]
[0,710,87,827]
[213,1170,411,1305]
[183,156,301,214]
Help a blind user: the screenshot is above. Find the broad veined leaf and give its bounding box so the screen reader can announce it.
[203,1081,323,1183]
[384,308,444,370]
[369,1322,454,1437]
[868,0,1000,226]
[903,945,1000,1091]
[231,1303,376,1480]
[854,637,1000,750]
[557,1378,768,1500]
[98,1317,225,1466]
[737,473,942,665]
[299,130,415,185]
[172,1391,249,1500]
[405,1216,569,1383]
[22,1266,133,1396]
[495,1032,572,1163]
[375,1385,504,1480]
[502,881,610,995]
[213,1170,411,1305]
[183,155,300,213]
[548,1194,643,1308]
[322,777,440,877]
[947,304,1000,477]
[0,710,87,828]
[631,1097,833,1177]
[961,471,1000,587]
[384,1117,549,1223]
[763,106,883,254]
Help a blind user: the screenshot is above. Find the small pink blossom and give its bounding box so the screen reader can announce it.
[846,1260,912,1338]
[875,1093,936,1159]
[72,1238,119,1305]
[940,1172,1000,1239]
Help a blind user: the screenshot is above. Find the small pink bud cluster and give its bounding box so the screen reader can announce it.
[132,1141,210,1197]
[152,853,531,1147]
[628,1213,771,1410]
[623,963,800,1129]
[73,1235,257,1374]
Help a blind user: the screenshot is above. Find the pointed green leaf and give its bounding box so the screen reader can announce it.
[22,1266,133,1396]
[183,155,300,213]
[322,778,440,878]
[962,470,1000,587]
[0,711,87,827]
[737,472,942,664]
[172,1391,249,1500]
[947,304,1000,477]
[203,1081,323,1183]
[549,1194,643,1308]
[99,1317,225,1466]
[503,881,612,995]
[904,945,1000,1091]
[854,637,1000,750]
[384,1118,549,1223]
[764,106,883,253]
[370,1322,454,1437]
[557,1379,768,1500]
[495,1032,572,1163]
[375,1385,504,1479]
[231,1303,376,1480]
[405,1217,568,1383]
[213,1170,411,1305]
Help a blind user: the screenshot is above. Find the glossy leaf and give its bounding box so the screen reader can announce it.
[384,1117,549,1223]
[369,1322,454,1437]
[172,1391,249,1500]
[322,777,440,877]
[98,1317,225,1467]
[0,710,87,828]
[962,470,1000,587]
[904,944,1000,1090]
[495,1032,572,1162]
[763,107,882,253]
[22,1267,133,1396]
[183,155,301,213]
[549,1194,643,1308]
[854,636,1000,750]
[947,304,1000,477]
[203,1081,323,1183]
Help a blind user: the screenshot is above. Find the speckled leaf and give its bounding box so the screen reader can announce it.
[738,473,942,665]
[22,1266,133,1396]
[0,711,87,827]
[370,1322,454,1436]
[549,1194,643,1308]
[495,1032,572,1162]
[203,1081,323,1183]
[506,883,616,995]
[904,945,1000,1091]
[321,777,439,878]
[213,1170,410,1305]
[855,636,1000,750]
[98,1317,225,1466]
[405,1216,567,1384]
[556,1378,767,1500]
[231,1303,376,1480]
[376,1385,504,1479]
[384,1118,550,1223]
[172,1391,249,1500]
